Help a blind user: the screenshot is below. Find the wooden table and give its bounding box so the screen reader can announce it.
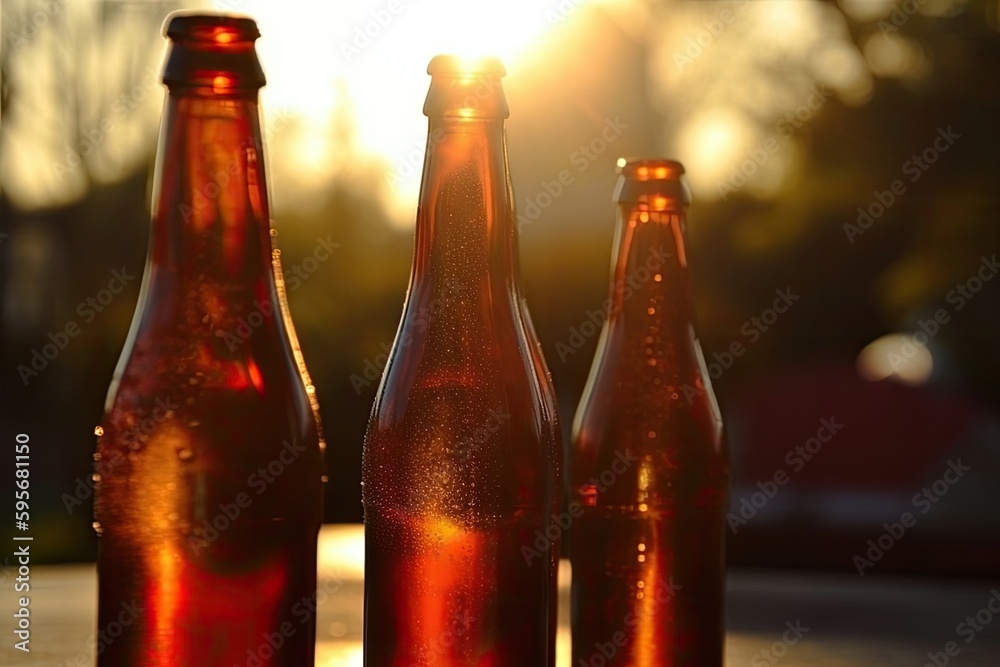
[5,525,1000,665]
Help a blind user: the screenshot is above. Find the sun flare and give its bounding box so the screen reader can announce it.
[214,0,600,226]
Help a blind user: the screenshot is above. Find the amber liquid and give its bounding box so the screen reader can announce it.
[570,207,726,666]
[363,79,560,664]
[95,38,324,666]
[96,384,322,666]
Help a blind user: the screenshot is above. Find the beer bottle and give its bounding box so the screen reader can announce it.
[570,159,727,666]
[94,14,326,666]
[362,55,562,665]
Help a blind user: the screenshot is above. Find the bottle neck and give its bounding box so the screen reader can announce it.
[607,206,694,336]
[412,116,517,296]
[149,92,273,294]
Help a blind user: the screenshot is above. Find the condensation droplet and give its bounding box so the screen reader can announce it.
[93,452,102,462]
[92,473,101,484]
[166,482,177,491]
[647,358,657,366]
[92,521,103,537]
[638,554,646,562]
[637,591,645,599]
[638,543,646,552]
[647,307,656,315]
[637,580,645,588]
[177,448,195,461]
[647,431,656,438]
[94,426,104,437]
[321,475,330,483]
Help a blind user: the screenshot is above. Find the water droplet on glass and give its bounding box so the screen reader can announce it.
[166,482,177,491]
[321,475,330,483]
[93,521,103,537]
[94,425,104,437]
[177,448,195,461]
[93,452,102,462]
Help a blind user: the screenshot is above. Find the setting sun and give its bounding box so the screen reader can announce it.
[215,0,604,225]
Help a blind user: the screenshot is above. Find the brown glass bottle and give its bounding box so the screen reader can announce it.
[570,160,727,666]
[93,15,325,666]
[362,56,561,666]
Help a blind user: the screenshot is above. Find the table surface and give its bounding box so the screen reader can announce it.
[5,525,1000,666]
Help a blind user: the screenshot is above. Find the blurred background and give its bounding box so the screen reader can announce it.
[1,0,999,578]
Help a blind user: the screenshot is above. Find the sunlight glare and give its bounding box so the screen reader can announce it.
[857,333,934,385]
[863,33,925,79]
[216,0,600,227]
[676,109,751,194]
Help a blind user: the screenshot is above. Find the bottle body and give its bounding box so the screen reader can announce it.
[570,161,727,666]
[362,57,560,665]
[94,16,325,666]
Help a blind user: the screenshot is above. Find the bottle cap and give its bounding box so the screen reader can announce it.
[423,55,509,119]
[613,158,690,210]
[162,12,266,93]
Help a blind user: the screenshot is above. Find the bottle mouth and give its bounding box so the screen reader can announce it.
[164,13,260,45]
[161,12,265,93]
[617,158,685,181]
[613,158,690,209]
[423,55,509,119]
[427,55,506,78]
